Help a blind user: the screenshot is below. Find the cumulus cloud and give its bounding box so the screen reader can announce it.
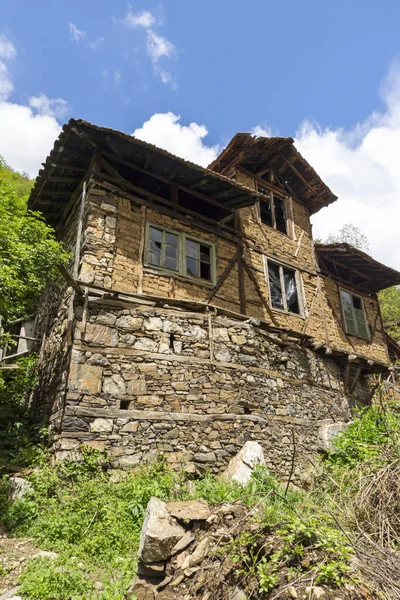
[121,8,176,87]
[133,112,220,167]
[0,34,67,177]
[69,23,86,42]
[294,63,400,269]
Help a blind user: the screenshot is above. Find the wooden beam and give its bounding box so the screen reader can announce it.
[73,181,86,279]
[349,363,363,394]
[50,162,86,173]
[274,154,329,206]
[237,166,303,204]
[207,250,239,303]
[57,264,84,296]
[243,259,279,325]
[102,153,235,215]
[47,176,80,183]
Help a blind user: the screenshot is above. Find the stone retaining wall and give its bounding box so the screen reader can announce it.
[49,300,366,482]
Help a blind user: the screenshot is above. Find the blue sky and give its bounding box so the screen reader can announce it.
[1,1,400,266]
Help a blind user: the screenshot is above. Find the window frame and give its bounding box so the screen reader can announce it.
[256,183,290,236]
[144,222,216,285]
[264,257,304,317]
[339,287,370,340]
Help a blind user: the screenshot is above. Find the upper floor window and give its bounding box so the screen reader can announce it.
[340,289,369,339]
[257,185,288,235]
[266,259,301,315]
[146,224,215,283]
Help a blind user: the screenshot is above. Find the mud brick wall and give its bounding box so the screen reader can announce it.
[50,303,367,481]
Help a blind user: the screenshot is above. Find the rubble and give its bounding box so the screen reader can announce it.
[220,440,265,485]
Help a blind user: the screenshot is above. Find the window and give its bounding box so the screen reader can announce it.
[258,186,287,234]
[267,260,301,314]
[340,289,369,339]
[146,224,215,283]
[148,226,179,271]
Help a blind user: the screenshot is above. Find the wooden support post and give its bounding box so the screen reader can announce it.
[73,181,86,280]
[81,287,89,337]
[137,206,147,294]
[294,231,305,257]
[243,260,279,326]
[343,363,352,392]
[238,244,246,315]
[349,363,363,394]
[57,264,84,296]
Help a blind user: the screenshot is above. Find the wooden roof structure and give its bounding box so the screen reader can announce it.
[209,133,337,214]
[28,119,275,228]
[316,243,400,293]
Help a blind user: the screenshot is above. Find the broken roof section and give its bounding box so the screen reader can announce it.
[209,133,337,215]
[29,119,272,228]
[316,243,400,293]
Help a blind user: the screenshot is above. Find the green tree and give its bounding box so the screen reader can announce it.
[326,223,369,252]
[0,156,69,324]
[378,286,400,341]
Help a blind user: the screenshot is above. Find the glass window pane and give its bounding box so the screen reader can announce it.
[260,199,273,228]
[165,232,178,247]
[186,239,197,258]
[268,263,283,310]
[283,268,299,314]
[150,227,162,243]
[150,240,162,253]
[165,244,177,258]
[341,290,357,334]
[149,252,161,266]
[274,197,287,234]
[186,257,198,277]
[165,256,178,270]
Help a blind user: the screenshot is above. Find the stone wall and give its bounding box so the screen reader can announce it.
[50,299,366,480]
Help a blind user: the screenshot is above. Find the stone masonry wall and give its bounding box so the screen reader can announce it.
[51,301,366,482]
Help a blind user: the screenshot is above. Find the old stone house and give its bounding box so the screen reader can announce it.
[20,120,400,479]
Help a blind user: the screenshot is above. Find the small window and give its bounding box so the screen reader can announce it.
[185,238,212,281]
[340,289,369,339]
[267,260,300,314]
[146,223,215,283]
[148,226,179,271]
[258,186,287,234]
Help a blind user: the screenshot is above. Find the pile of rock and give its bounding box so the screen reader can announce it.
[127,497,248,600]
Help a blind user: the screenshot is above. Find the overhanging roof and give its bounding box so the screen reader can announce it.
[209,133,337,215]
[316,243,400,293]
[28,120,271,227]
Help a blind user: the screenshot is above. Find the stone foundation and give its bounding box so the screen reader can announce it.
[42,297,366,481]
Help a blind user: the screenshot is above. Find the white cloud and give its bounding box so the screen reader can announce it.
[251,125,272,137]
[123,9,155,29]
[121,8,176,87]
[0,35,67,177]
[0,101,62,177]
[293,63,400,269]
[133,112,220,167]
[0,34,16,59]
[69,23,86,42]
[146,30,175,63]
[0,34,16,101]
[29,94,69,120]
[89,36,104,49]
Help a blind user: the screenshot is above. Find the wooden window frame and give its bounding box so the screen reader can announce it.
[144,222,216,284]
[256,183,295,239]
[264,256,304,317]
[339,287,370,340]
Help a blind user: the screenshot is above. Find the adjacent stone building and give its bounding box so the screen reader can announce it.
[22,120,400,479]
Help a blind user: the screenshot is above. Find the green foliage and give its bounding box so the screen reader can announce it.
[0,155,69,323]
[325,398,400,469]
[19,556,94,600]
[378,285,400,341]
[0,354,45,469]
[325,223,369,252]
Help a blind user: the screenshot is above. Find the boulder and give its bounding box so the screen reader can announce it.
[166,500,211,521]
[9,477,33,502]
[127,575,156,600]
[138,497,185,563]
[220,441,265,486]
[319,422,348,451]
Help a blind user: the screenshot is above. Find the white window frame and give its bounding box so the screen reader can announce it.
[339,287,370,340]
[264,257,304,317]
[144,222,216,284]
